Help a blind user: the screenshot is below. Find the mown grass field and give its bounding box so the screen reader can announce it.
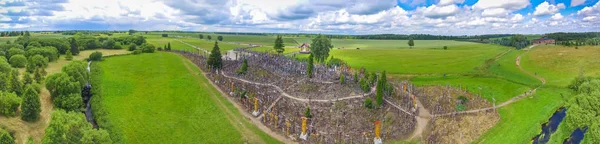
[328,43,508,74]
[294,38,479,49]
[145,34,245,53]
[97,52,279,143]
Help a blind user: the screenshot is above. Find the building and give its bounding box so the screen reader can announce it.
[298,43,310,54]
[532,37,555,45]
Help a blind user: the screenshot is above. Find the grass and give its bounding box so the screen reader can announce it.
[97,52,279,143]
[145,34,246,53]
[294,38,479,49]
[412,75,531,103]
[489,50,541,87]
[475,86,571,143]
[248,46,301,55]
[522,45,600,87]
[327,43,508,74]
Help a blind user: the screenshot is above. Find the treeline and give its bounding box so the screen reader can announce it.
[1,31,31,37]
[488,35,531,49]
[320,34,514,40]
[546,32,600,41]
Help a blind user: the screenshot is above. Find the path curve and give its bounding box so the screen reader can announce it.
[433,45,546,117]
[221,71,375,102]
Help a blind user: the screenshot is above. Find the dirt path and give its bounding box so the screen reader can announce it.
[409,97,431,140]
[221,71,375,102]
[179,56,295,144]
[433,45,546,117]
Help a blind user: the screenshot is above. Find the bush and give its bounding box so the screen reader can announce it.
[0,128,14,144]
[127,44,136,51]
[89,63,125,143]
[133,50,142,55]
[65,50,73,61]
[113,43,122,49]
[89,51,102,61]
[26,46,59,62]
[305,107,312,118]
[0,91,21,117]
[457,96,468,104]
[27,55,48,72]
[9,54,26,68]
[455,104,466,111]
[162,34,168,37]
[340,73,345,84]
[364,98,373,109]
[443,46,448,50]
[141,43,155,53]
[236,58,248,75]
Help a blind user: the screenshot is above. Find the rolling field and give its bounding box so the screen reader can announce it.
[97,52,279,143]
[294,38,479,49]
[145,34,246,53]
[523,45,600,87]
[328,43,508,74]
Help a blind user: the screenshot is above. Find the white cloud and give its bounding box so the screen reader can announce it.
[472,0,530,11]
[438,0,465,6]
[481,8,510,17]
[550,13,563,20]
[533,2,566,16]
[414,4,460,18]
[583,16,597,21]
[571,0,586,7]
[511,14,524,22]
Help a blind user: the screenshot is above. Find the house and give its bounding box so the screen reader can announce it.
[532,37,555,45]
[298,43,310,54]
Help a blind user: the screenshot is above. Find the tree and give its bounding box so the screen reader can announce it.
[0,91,21,117]
[65,50,73,61]
[7,48,24,58]
[207,35,212,41]
[237,58,248,75]
[69,37,79,55]
[588,119,600,143]
[23,72,33,85]
[340,73,345,84]
[0,128,14,144]
[273,35,285,54]
[89,51,103,61]
[354,72,358,83]
[217,36,223,41]
[62,61,89,88]
[310,35,333,62]
[9,54,27,68]
[43,110,112,144]
[443,46,448,50]
[376,79,384,107]
[408,37,415,48]
[34,69,43,83]
[306,54,314,78]
[128,44,136,51]
[305,107,312,118]
[46,72,82,111]
[24,31,30,37]
[27,55,48,73]
[199,34,204,39]
[207,41,223,70]
[167,42,171,50]
[21,85,41,121]
[9,69,23,96]
[102,38,116,49]
[128,29,136,35]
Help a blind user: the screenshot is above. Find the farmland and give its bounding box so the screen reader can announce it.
[96,52,279,143]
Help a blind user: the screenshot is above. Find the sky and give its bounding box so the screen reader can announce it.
[0,0,599,35]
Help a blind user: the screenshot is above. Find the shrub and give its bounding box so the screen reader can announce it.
[0,91,21,117]
[360,78,370,93]
[133,50,142,55]
[9,69,22,96]
[457,96,468,104]
[113,43,122,49]
[127,44,136,51]
[9,54,26,68]
[65,50,73,61]
[236,58,248,75]
[354,72,358,83]
[455,104,466,111]
[364,98,373,109]
[21,85,41,121]
[305,107,312,118]
[89,51,103,61]
[89,63,125,143]
[141,43,155,53]
[0,128,14,144]
[27,55,48,73]
[162,34,168,37]
[443,46,448,50]
[26,46,59,62]
[22,72,33,85]
[340,73,345,84]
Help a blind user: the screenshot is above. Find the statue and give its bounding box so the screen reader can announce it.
[252,98,259,116]
[374,120,382,144]
[300,117,308,140]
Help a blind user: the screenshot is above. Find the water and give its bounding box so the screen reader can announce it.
[532,107,567,144]
[564,127,587,144]
[84,61,98,128]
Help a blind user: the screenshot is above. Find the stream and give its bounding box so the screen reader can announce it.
[564,127,587,144]
[84,61,98,128]
[532,107,567,144]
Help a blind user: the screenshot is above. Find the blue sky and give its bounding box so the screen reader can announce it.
[0,0,599,35]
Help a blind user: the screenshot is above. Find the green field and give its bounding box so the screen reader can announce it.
[327,43,508,74]
[145,34,245,53]
[97,52,279,143]
[294,38,479,49]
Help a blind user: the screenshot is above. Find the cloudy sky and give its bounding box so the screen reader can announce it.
[1,0,599,35]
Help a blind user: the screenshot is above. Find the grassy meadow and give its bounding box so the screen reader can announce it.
[97,52,279,143]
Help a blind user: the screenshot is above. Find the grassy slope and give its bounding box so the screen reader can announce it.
[489,50,541,87]
[477,45,600,143]
[98,52,279,143]
[412,75,530,103]
[294,38,478,49]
